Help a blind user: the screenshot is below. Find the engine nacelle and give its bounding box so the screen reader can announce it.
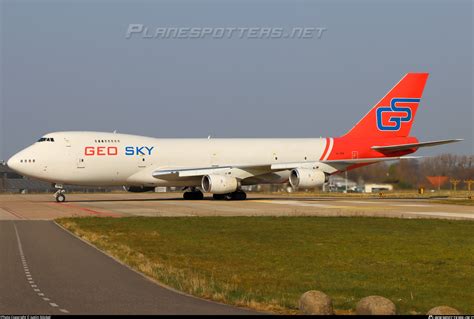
[289,168,327,189]
[202,175,238,194]
[124,186,156,193]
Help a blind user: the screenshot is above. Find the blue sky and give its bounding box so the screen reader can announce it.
[1,0,472,159]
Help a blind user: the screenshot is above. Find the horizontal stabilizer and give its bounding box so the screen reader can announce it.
[372,139,463,153]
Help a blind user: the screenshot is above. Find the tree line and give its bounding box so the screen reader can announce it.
[346,154,474,189]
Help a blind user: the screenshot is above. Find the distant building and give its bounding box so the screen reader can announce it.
[364,183,393,193]
[326,175,359,192]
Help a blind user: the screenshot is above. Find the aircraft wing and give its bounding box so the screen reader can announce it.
[152,164,270,179]
[372,139,462,153]
[152,156,418,179]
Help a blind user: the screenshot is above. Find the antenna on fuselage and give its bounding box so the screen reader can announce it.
[113,130,117,134]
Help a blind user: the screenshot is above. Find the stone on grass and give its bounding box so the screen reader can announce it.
[427,306,461,315]
[356,295,396,315]
[299,290,333,315]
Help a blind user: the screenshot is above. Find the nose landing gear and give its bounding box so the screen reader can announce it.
[54,185,66,202]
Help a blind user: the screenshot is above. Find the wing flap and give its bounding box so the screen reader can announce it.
[152,164,271,179]
[152,166,232,178]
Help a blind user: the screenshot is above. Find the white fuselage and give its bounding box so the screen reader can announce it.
[7,131,328,187]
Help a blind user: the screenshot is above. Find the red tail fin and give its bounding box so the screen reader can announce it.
[344,73,429,138]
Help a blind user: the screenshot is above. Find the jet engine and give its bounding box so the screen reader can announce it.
[201,175,238,194]
[124,186,156,193]
[289,168,327,189]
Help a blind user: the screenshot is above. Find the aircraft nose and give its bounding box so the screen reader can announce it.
[7,154,20,171]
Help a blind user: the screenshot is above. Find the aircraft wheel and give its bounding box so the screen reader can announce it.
[56,194,66,203]
[193,191,204,200]
[232,191,247,200]
[183,191,203,200]
[213,194,226,200]
[226,191,246,200]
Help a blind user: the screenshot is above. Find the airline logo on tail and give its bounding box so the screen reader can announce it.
[376,98,420,131]
[343,73,429,138]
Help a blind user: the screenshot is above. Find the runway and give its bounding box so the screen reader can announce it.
[0,220,255,314]
[0,193,473,220]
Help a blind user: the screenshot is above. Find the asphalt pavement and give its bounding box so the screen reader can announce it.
[0,220,256,314]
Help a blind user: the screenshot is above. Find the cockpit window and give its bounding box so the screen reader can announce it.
[37,137,55,142]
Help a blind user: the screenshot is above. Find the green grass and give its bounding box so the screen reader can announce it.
[266,190,473,199]
[58,217,474,314]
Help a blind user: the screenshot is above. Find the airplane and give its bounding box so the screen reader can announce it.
[6,73,462,202]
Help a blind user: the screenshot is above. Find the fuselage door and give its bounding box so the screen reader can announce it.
[77,158,85,168]
[64,138,71,148]
[138,155,147,168]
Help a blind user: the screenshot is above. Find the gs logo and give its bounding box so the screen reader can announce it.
[376,98,420,131]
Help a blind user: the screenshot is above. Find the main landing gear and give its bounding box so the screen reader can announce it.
[183,187,204,200]
[182,188,247,200]
[213,190,247,201]
[54,185,66,203]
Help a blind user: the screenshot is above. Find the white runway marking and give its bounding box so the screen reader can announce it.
[404,212,474,219]
[261,200,335,208]
[392,204,432,207]
[14,223,70,314]
[340,200,381,204]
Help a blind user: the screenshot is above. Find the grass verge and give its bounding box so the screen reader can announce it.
[57,216,474,314]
